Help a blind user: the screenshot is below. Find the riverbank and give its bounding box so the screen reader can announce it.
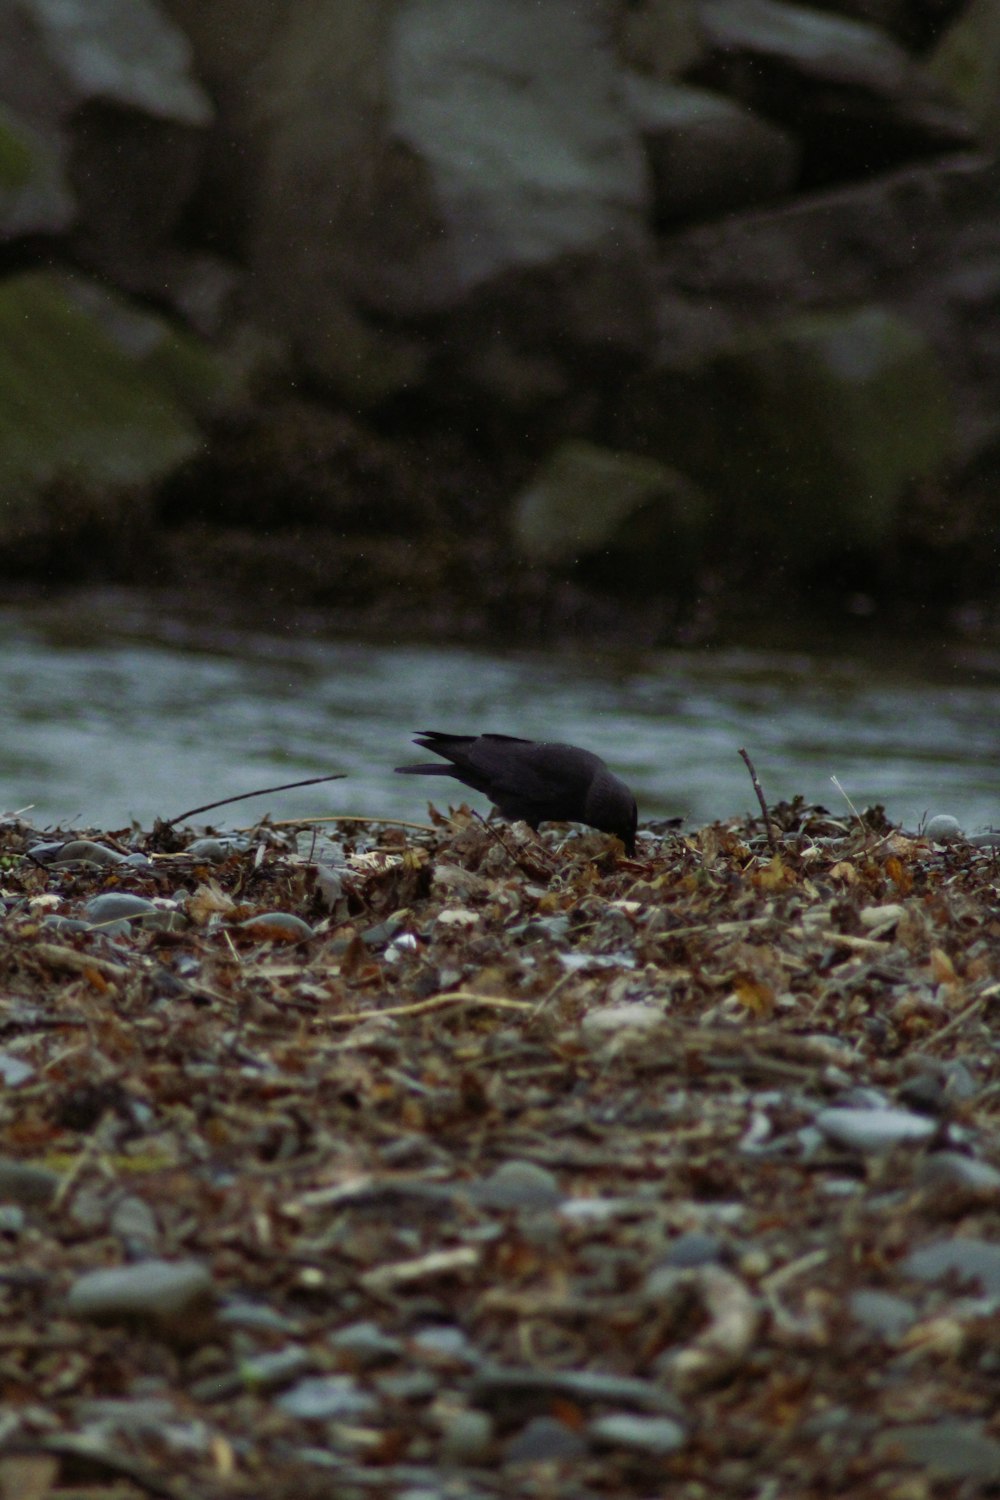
[1,800,999,1495]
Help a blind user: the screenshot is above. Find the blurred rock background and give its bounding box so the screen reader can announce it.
[1,0,998,642]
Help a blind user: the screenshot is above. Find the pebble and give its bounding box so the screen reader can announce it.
[186,837,244,861]
[923,815,964,843]
[410,1325,478,1365]
[39,916,92,936]
[814,1106,936,1152]
[916,1152,1000,1194]
[436,1405,495,1463]
[858,903,907,935]
[0,1158,60,1207]
[471,1363,683,1415]
[54,840,129,866]
[238,1346,313,1393]
[328,1320,404,1366]
[312,864,344,909]
[660,1232,725,1269]
[904,1237,1000,1297]
[589,1412,686,1456]
[848,1289,918,1340]
[85,893,181,933]
[65,1259,216,1336]
[237,911,316,940]
[467,1161,563,1212]
[875,1420,1000,1482]
[109,1195,160,1251]
[504,1416,588,1464]
[276,1374,377,1421]
[0,1053,35,1087]
[0,1205,25,1235]
[581,1002,663,1039]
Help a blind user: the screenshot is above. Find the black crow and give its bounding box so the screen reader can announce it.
[395,731,638,855]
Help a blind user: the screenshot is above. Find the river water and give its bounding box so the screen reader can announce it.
[1,591,997,837]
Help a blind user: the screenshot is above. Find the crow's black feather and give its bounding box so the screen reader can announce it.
[395,731,637,854]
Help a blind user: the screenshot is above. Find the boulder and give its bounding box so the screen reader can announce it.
[622,74,800,224]
[512,440,709,587]
[0,271,229,539]
[0,0,212,288]
[168,0,653,404]
[687,0,974,183]
[0,101,74,237]
[929,0,1000,150]
[632,304,954,564]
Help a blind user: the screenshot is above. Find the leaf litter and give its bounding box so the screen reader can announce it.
[1,795,999,1497]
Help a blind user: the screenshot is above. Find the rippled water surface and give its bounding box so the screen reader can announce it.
[1,592,997,835]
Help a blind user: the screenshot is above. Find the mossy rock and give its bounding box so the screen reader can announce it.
[639,304,953,566]
[0,271,228,537]
[512,440,709,589]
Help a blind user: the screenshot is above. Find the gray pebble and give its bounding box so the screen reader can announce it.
[109,1195,159,1251]
[875,1420,1000,1482]
[472,1363,682,1414]
[276,1373,377,1420]
[186,838,240,862]
[0,1158,60,1207]
[437,1405,495,1464]
[328,1320,404,1366]
[239,1346,313,1393]
[504,1416,587,1464]
[467,1161,562,1212]
[904,1237,1000,1296]
[589,1412,686,1456]
[237,911,316,940]
[375,1370,439,1402]
[581,1002,662,1040]
[924,815,964,843]
[55,840,129,866]
[85,894,175,932]
[0,1204,25,1235]
[411,1325,478,1365]
[0,1053,35,1087]
[848,1289,918,1340]
[25,841,70,864]
[815,1106,936,1152]
[660,1232,725,1269]
[917,1153,1000,1194]
[39,916,93,936]
[66,1259,215,1331]
[218,1298,302,1334]
[313,864,344,909]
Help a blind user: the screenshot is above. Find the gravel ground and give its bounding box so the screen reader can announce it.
[1,797,999,1499]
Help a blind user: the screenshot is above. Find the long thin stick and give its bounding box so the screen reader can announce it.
[738,747,777,854]
[327,991,533,1026]
[166,774,346,827]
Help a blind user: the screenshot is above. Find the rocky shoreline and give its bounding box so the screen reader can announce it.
[5,1,1000,644]
[2,797,999,1495]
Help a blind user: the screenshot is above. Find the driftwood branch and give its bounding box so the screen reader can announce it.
[738,747,777,854]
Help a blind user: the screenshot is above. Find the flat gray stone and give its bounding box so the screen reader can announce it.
[875,1420,1000,1482]
[504,1416,587,1464]
[904,1237,1000,1296]
[589,1412,686,1456]
[815,1106,936,1152]
[66,1259,215,1330]
[848,1289,918,1340]
[467,1161,563,1212]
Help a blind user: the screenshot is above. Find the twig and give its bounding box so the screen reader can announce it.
[328,991,533,1026]
[165,773,346,828]
[257,814,436,833]
[738,748,777,854]
[830,775,868,838]
[472,810,558,876]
